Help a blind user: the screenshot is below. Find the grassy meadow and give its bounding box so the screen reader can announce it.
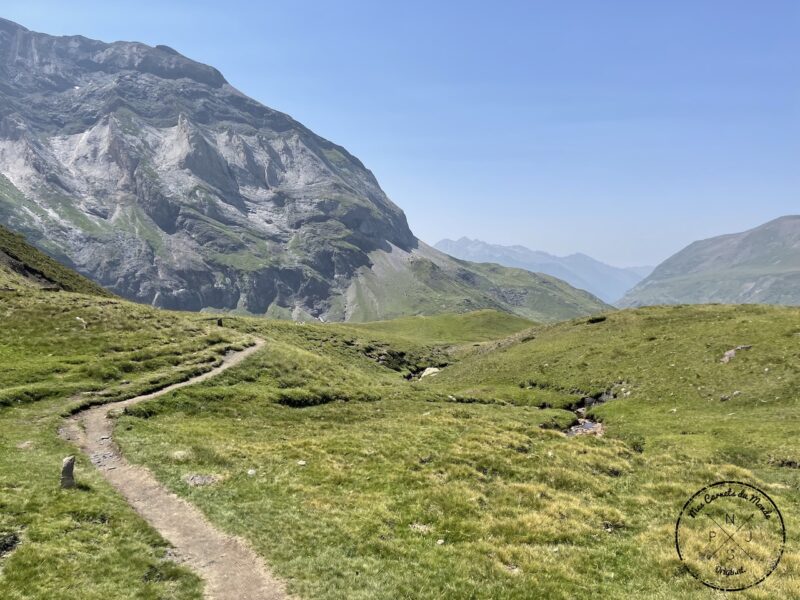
[0,290,251,599]
[113,304,800,599]
[349,309,534,345]
[1,287,799,599]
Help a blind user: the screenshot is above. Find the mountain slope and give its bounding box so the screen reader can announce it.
[435,237,651,303]
[620,215,800,307]
[0,222,111,295]
[343,242,609,322]
[0,18,607,321]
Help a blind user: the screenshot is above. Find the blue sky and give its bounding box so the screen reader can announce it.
[3,1,798,266]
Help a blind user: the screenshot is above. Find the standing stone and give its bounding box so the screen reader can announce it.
[217,318,223,327]
[61,455,76,489]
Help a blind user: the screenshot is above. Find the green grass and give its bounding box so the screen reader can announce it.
[0,291,251,599]
[427,304,800,460]
[351,309,534,345]
[3,293,800,598]
[112,304,800,599]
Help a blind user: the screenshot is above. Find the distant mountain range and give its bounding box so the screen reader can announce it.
[434,238,652,303]
[620,215,800,307]
[0,18,609,322]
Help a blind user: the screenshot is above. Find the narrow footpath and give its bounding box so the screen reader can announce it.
[61,339,289,600]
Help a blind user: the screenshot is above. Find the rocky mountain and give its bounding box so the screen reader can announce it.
[619,216,800,307]
[0,18,608,322]
[435,237,651,303]
[0,223,110,295]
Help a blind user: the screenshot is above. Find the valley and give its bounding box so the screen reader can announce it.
[435,237,652,304]
[0,11,797,600]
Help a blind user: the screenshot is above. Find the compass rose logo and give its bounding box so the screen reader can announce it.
[675,481,785,591]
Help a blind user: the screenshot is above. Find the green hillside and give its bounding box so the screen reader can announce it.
[0,223,111,296]
[343,249,610,323]
[425,303,800,455]
[351,309,534,345]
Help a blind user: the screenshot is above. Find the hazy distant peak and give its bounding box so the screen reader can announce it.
[620,215,800,307]
[434,237,650,303]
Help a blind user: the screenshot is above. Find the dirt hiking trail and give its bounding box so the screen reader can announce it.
[62,339,290,600]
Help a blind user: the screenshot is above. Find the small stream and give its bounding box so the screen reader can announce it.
[564,390,616,437]
[566,418,604,437]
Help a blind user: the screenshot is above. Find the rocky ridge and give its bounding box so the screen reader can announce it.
[0,18,607,321]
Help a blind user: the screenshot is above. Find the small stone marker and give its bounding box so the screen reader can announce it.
[61,455,76,489]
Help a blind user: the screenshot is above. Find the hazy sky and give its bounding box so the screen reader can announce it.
[3,1,798,266]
